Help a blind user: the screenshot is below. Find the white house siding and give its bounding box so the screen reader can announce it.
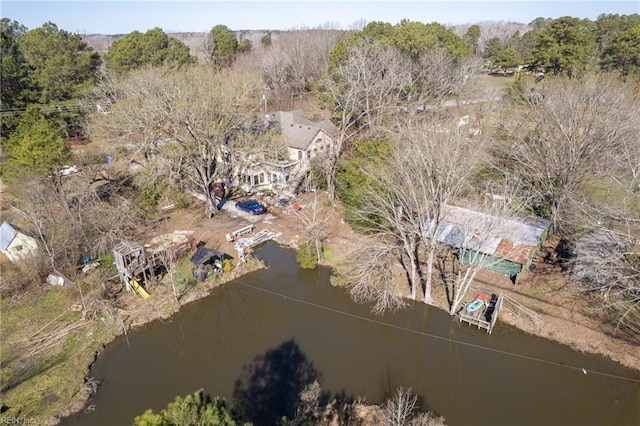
[287,130,331,163]
[3,232,38,263]
[237,163,294,194]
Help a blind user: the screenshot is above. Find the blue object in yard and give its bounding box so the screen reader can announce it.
[82,256,90,264]
[217,197,228,210]
[235,200,267,215]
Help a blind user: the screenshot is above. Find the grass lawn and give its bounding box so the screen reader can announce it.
[478,73,517,93]
[1,284,119,424]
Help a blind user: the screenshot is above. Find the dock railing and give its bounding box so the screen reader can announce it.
[458,293,504,334]
[501,294,541,330]
[225,224,255,242]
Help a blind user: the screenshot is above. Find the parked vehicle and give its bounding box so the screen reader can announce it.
[235,200,267,215]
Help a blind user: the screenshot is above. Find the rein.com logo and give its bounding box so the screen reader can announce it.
[0,418,36,424]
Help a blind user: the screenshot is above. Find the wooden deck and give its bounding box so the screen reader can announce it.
[234,229,282,262]
[235,229,282,251]
[457,293,504,334]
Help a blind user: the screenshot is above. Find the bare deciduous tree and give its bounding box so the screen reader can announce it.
[383,386,418,426]
[290,380,322,426]
[571,229,640,338]
[339,237,408,315]
[351,117,486,304]
[260,30,347,109]
[382,387,446,426]
[495,74,638,230]
[319,41,413,202]
[412,51,482,106]
[92,66,269,217]
[395,117,486,304]
[292,192,335,264]
[18,176,141,274]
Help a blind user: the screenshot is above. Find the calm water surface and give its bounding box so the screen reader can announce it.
[63,243,640,426]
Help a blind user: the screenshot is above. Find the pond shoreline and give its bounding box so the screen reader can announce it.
[54,227,639,424]
[52,258,266,425]
[57,240,639,426]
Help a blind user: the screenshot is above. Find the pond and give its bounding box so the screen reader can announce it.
[63,243,640,426]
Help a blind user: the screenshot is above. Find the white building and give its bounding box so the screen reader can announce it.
[0,221,38,263]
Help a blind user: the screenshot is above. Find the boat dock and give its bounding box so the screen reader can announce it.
[458,293,504,334]
[234,229,282,262]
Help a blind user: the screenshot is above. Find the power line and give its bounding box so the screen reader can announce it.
[0,103,93,117]
[237,281,640,384]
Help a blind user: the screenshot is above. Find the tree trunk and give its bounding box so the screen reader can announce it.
[423,248,435,305]
[315,238,323,264]
[168,266,180,305]
[550,200,560,233]
[400,237,419,300]
[398,252,416,300]
[204,192,220,218]
[325,158,338,204]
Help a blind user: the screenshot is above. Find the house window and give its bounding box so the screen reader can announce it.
[259,173,264,184]
[14,245,23,252]
[298,150,303,160]
[253,175,259,185]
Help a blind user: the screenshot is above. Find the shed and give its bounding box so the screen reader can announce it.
[426,206,553,283]
[190,247,228,282]
[0,221,38,263]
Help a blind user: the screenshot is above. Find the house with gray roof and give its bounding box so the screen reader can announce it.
[236,110,338,195]
[0,221,38,263]
[265,110,337,163]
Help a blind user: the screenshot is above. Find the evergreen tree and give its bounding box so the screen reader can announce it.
[2,106,69,182]
[0,19,32,142]
[531,16,596,77]
[133,389,241,426]
[463,24,481,54]
[208,25,238,67]
[494,47,522,71]
[260,32,272,48]
[600,23,640,78]
[20,22,100,104]
[104,28,196,75]
[483,37,504,61]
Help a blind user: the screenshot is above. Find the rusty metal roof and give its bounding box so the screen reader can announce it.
[427,205,552,265]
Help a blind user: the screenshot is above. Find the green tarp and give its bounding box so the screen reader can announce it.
[460,250,523,277]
